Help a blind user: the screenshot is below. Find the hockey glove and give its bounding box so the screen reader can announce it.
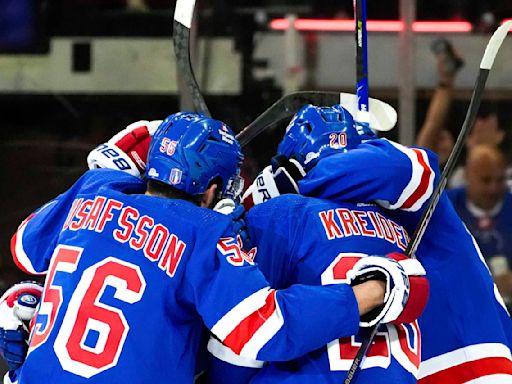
[87,120,162,177]
[271,155,306,195]
[242,156,305,209]
[214,199,252,249]
[0,282,43,370]
[347,254,428,327]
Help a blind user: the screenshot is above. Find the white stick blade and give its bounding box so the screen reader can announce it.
[480,21,512,70]
[338,92,397,131]
[174,0,196,28]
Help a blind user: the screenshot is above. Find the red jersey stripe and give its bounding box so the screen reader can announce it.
[419,357,512,384]
[10,213,37,275]
[223,290,277,355]
[402,149,432,209]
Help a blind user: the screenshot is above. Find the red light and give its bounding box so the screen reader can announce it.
[501,19,512,28]
[412,21,472,32]
[270,19,473,33]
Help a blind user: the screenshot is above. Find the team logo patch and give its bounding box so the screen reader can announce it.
[19,293,38,307]
[169,168,182,185]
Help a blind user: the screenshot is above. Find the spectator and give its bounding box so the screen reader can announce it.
[416,38,463,168]
[449,104,506,188]
[448,145,512,303]
[415,38,510,191]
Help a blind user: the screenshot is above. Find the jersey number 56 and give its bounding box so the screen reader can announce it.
[29,245,146,378]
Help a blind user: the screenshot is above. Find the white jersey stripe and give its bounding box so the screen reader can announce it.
[207,338,264,368]
[211,287,273,340]
[418,343,512,379]
[12,216,41,275]
[384,140,434,212]
[407,148,435,211]
[239,293,285,359]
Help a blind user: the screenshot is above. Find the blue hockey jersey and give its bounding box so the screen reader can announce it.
[10,169,369,384]
[299,138,512,384]
[209,194,421,384]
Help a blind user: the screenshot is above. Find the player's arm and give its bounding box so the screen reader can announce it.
[243,139,440,214]
[205,338,262,384]
[10,171,111,275]
[201,278,383,381]
[299,139,440,212]
[416,86,453,154]
[86,120,162,177]
[190,236,426,362]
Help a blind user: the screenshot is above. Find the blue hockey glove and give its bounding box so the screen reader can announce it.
[0,328,28,371]
[0,281,43,370]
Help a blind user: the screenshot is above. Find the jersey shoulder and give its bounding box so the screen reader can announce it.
[80,168,146,194]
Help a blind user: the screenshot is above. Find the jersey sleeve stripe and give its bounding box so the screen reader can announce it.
[211,287,272,340]
[10,213,46,275]
[237,291,284,359]
[207,337,264,368]
[418,357,512,384]
[401,149,433,210]
[222,290,278,355]
[418,343,512,383]
[385,140,435,212]
[211,288,283,359]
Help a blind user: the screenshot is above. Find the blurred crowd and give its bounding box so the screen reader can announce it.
[416,39,512,309]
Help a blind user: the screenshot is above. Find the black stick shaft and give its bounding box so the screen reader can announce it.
[173,1,211,116]
[406,69,489,255]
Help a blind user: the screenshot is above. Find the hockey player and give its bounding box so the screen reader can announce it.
[240,104,512,383]
[207,105,430,384]
[3,112,426,383]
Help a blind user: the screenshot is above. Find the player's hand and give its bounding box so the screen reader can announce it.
[87,120,162,177]
[347,254,429,327]
[271,155,306,194]
[242,156,305,210]
[0,282,43,370]
[214,199,252,249]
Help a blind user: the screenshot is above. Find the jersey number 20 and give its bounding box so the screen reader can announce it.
[321,253,420,375]
[30,245,146,378]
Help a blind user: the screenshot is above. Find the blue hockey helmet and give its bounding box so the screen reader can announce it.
[276,104,375,171]
[145,112,244,198]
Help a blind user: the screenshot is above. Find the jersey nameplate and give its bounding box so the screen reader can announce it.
[318,208,409,251]
[62,196,187,278]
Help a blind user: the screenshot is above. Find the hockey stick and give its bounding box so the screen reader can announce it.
[353,0,370,124]
[236,91,397,147]
[172,0,394,143]
[173,0,211,116]
[343,20,512,384]
[239,0,392,145]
